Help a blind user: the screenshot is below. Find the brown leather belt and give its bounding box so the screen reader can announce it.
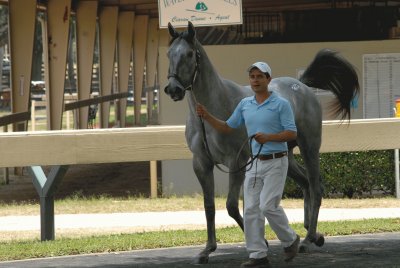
[257,151,288,161]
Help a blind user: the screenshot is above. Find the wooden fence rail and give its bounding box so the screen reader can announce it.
[0,111,30,127]
[1,118,399,169]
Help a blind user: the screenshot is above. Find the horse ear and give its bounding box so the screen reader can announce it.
[187,21,196,41]
[168,22,179,39]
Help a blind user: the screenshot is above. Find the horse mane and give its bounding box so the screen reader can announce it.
[300,49,360,120]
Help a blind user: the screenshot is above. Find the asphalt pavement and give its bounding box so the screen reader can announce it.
[2,232,400,267]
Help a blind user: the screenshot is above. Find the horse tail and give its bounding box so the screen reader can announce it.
[300,49,360,120]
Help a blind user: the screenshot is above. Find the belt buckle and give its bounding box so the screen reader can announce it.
[273,152,286,159]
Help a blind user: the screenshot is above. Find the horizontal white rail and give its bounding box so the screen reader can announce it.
[0,126,190,168]
[0,118,400,168]
[321,118,400,152]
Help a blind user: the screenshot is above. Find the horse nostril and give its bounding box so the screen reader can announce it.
[164,86,169,94]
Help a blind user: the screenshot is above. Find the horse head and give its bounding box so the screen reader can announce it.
[164,21,200,101]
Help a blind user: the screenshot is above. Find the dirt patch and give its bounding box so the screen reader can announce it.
[0,162,161,203]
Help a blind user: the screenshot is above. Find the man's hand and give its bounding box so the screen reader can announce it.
[196,103,209,119]
[254,132,269,144]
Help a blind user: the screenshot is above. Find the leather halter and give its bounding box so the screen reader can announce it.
[167,49,200,91]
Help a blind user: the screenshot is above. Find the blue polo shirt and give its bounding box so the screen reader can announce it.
[226,91,297,156]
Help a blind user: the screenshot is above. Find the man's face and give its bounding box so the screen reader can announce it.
[249,68,271,93]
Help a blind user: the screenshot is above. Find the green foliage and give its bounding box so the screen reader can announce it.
[284,150,396,198]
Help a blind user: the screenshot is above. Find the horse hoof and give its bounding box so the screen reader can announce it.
[315,234,325,247]
[193,255,209,264]
[299,244,310,253]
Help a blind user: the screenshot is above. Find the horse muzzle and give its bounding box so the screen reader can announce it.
[164,81,186,101]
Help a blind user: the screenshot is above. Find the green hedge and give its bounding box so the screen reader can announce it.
[284,150,396,198]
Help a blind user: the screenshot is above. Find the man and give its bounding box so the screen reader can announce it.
[196,62,300,268]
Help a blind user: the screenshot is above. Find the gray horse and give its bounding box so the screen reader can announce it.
[164,22,359,264]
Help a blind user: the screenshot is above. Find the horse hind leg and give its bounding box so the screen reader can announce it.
[299,149,324,252]
[192,156,217,264]
[287,150,324,252]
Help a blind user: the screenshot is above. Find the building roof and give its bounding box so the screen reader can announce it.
[22,0,398,17]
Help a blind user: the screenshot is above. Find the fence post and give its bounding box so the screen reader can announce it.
[31,100,36,131]
[1,125,9,184]
[394,100,400,199]
[1,167,9,185]
[395,149,399,199]
[150,160,157,198]
[65,100,71,130]
[29,165,70,241]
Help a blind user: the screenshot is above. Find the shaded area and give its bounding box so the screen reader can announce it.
[0,162,160,203]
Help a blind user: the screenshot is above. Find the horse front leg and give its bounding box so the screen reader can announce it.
[192,156,217,264]
[299,150,325,253]
[226,170,245,231]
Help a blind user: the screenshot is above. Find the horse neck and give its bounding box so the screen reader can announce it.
[190,46,225,107]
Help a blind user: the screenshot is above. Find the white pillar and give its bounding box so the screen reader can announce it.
[395,149,399,199]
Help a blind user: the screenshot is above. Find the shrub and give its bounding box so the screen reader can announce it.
[284,150,396,198]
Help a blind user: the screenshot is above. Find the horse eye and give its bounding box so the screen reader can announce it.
[187,51,193,58]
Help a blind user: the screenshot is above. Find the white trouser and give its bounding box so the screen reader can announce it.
[243,156,297,259]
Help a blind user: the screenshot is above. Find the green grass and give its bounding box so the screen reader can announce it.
[1,218,400,261]
[1,195,400,216]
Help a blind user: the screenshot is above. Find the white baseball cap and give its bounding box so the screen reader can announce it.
[247,62,272,76]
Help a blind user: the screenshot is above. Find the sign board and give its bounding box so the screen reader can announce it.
[363,53,400,118]
[158,0,242,28]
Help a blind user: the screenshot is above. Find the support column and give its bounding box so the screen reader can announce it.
[150,160,157,198]
[146,18,159,124]
[395,149,400,199]
[146,19,160,198]
[117,12,135,127]
[133,15,149,126]
[8,0,37,131]
[76,0,98,129]
[28,165,69,241]
[44,0,71,130]
[98,6,118,128]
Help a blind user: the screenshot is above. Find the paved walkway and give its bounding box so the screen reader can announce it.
[2,232,400,267]
[2,208,400,232]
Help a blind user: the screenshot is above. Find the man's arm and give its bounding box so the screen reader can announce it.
[254,130,297,144]
[196,103,233,134]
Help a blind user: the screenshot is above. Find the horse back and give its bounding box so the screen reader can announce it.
[270,77,322,139]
